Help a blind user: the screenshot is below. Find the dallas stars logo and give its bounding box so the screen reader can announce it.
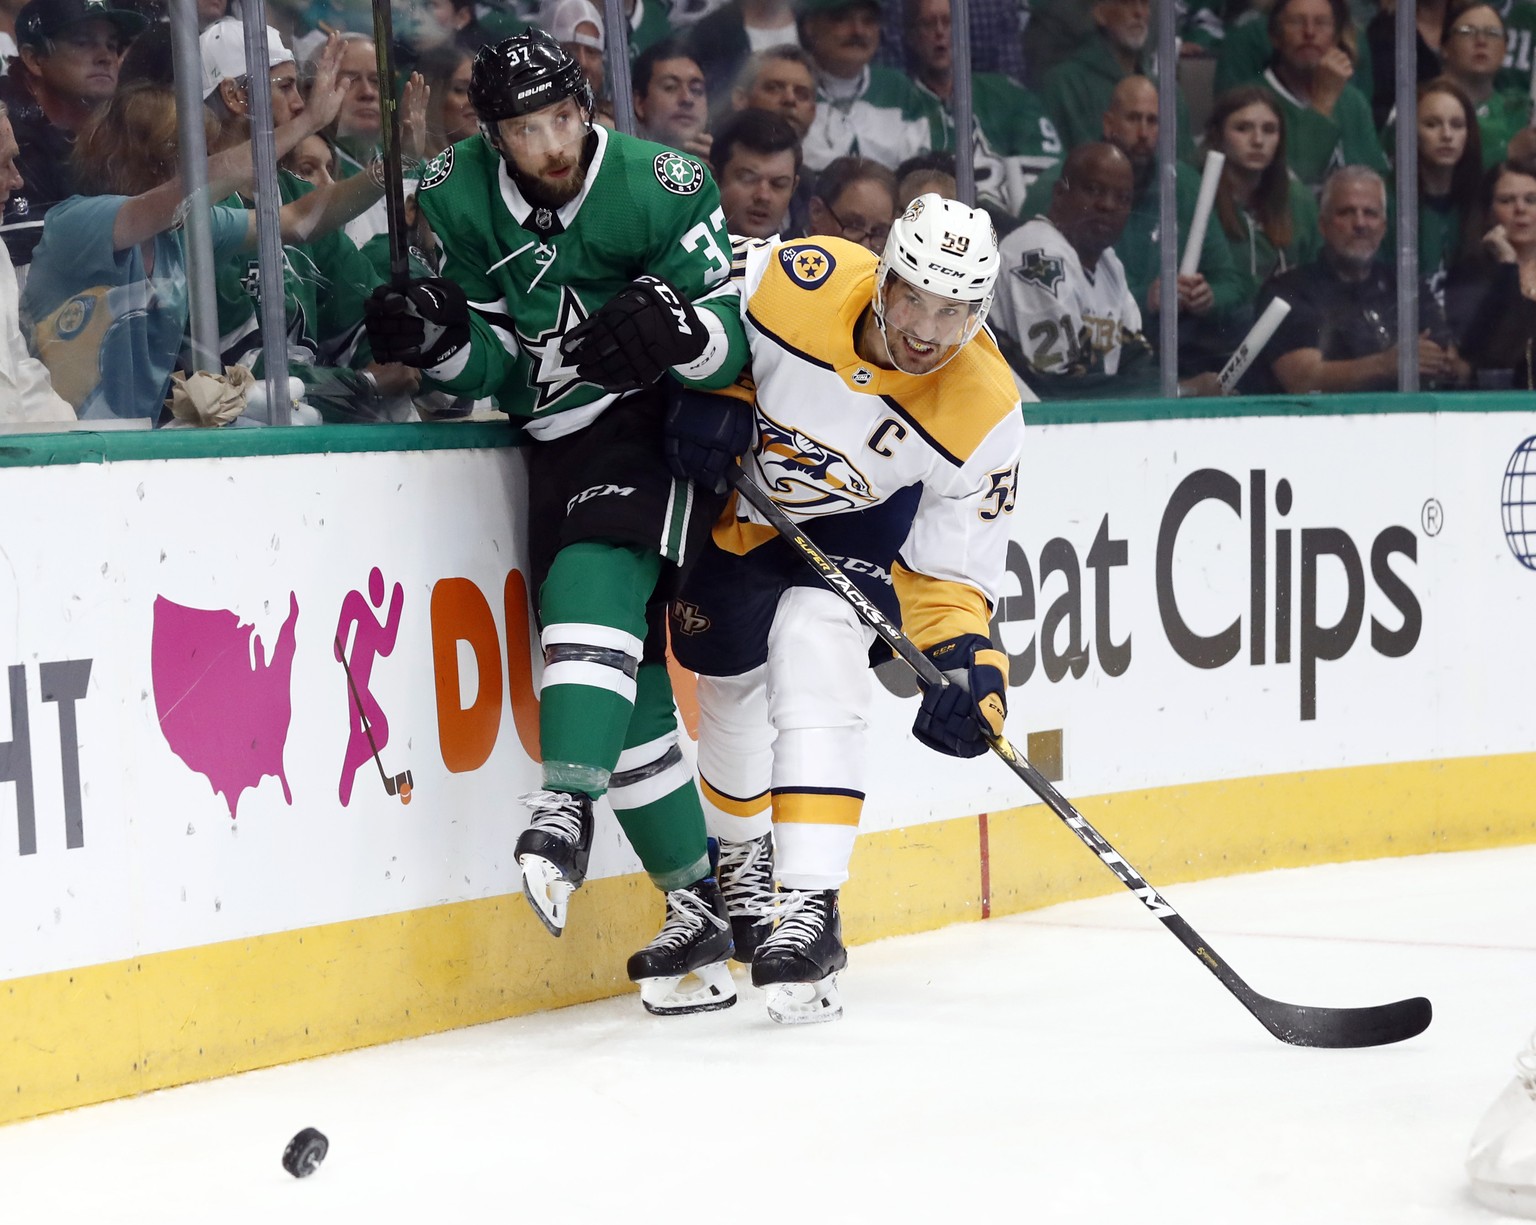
[519,285,592,411]
[654,152,703,195]
[1015,248,1065,296]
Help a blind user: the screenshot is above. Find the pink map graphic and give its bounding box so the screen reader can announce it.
[152,593,299,819]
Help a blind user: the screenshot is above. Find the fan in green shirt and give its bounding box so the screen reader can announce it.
[1228,0,1388,191]
[1188,84,1322,375]
[1439,3,1535,167]
[1040,0,1197,163]
[1023,76,1242,328]
[1386,79,1487,309]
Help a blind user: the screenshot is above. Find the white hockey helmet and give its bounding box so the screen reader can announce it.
[873,193,999,373]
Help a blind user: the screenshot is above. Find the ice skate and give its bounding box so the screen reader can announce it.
[751,888,847,1025]
[626,877,737,1016]
[515,789,594,936]
[714,833,776,963]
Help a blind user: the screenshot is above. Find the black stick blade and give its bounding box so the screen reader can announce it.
[1249,994,1433,1049]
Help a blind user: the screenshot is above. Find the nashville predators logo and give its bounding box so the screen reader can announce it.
[756,409,875,515]
[780,244,834,288]
[670,600,710,635]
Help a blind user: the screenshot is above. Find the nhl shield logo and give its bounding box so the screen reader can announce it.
[654,152,704,195]
[852,367,873,385]
[535,207,554,230]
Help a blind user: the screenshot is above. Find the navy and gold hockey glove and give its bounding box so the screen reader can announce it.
[912,634,1007,758]
[664,384,754,494]
[561,275,708,393]
[364,278,470,368]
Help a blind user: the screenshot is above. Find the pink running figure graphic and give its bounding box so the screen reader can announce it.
[335,567,412,805]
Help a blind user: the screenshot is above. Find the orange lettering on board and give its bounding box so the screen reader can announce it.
[430,578,503,773]
[503,569,542,761]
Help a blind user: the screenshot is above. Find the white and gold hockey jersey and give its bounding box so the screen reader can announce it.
[990,215,1143,378]
[679,234,1026,652]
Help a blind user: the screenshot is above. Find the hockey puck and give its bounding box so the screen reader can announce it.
[281,1127,329,1178]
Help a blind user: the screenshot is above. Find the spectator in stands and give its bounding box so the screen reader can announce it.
[1366,0,1446,131]
[551,0,608,108]
[731,44,816,139]
[1438,1,1531,167]
[711,107,801,238]
[633,39,712,156]
[1021,76,1240,331]
[200,18,422,423]
[411,0,492,53]
[993,142,1220,397]
[0,0,24,64]
[1197,85,1320,381]
[1241,0,1387,191]
[416,41,479,156]
[1040,0,1195,162]
[1214,0,1373,103]
[620,0,674,61]
[905,0,1061,234]
[1,0,145,283]
[874,0,1026,82]
[686,0,799,120]
[283,132,338,187]
[1395,78,1484,304]
[22,47,389,421]
[896,163,955,208]
[1028,0,1228,85]
[0,100,71,425]
[796,0,942,173]
[806,154,896,251]
[320,33,393,250]
[1252,166,1463,394]
[1446,156,1536,387]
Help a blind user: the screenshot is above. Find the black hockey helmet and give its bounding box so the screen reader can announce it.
[470,29,595,130]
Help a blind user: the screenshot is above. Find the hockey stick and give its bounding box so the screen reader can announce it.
[334,634,414,804]
[727,467,1431,1048]
[370,0,410,288]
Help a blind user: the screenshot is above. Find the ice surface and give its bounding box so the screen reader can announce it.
[2,845,1533,1224]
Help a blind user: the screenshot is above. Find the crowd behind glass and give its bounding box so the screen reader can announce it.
[0,0,1530,429]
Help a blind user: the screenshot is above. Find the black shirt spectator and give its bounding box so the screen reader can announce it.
[2,0,145,276]
[1249,165,1458,393]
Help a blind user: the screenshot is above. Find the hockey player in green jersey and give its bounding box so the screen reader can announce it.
[364,30,739,1017]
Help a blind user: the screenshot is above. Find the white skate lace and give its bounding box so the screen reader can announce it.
[518,789,585,842]
[715,835,776,916]
[1516,1028,1536,1099]
[643,886,729,953]
[755,891,826,953]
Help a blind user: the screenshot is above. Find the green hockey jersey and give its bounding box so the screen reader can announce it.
[413,127,731,437]
[213,169,384,421]
[924,75,1063,225]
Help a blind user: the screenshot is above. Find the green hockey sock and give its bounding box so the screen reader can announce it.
[608,662,711,890]
[538,541,659,796]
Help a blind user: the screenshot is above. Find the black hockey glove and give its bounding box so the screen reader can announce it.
[363,278,470,368]
[911,634,1007,759]
[560,275,709,393]
[664,384,755,494]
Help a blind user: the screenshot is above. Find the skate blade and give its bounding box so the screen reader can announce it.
[636,961,738,1016]
[765,975,843,1025]
[519,854,576,937]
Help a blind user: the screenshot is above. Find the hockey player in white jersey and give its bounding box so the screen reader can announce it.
[640,195,1026,1023]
